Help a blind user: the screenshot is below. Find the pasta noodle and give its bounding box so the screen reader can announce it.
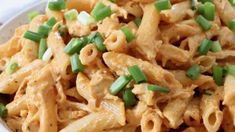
[0,0,235,131]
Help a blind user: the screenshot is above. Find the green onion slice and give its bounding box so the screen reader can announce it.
[70,53,84,73]
[123,89,137,107]
[195,15,212,31]
[48,0,66,11]
[109,75,132,95]
[91,2,112,21]
[213,66,223,86]
[64,9,78,21]
[148,84,170,93]
[47,17,57,27]
[191,0,197,10]
[27,11,39,21]
[210,41,222,52]
[203,2,215,21]
[23,31,42,43]
[225,65,235,76]
[229,0,235,6]
[134,17,142,27]
[121,27,135,43]
[7,62,18,74]
[198,39,212,55]
[0,103,7,118]
[38,39,48,59]
[228,19,235,30]
[64,38,88,55]
[186,64,201,80]
[88,32,106,52]
[154,0,172,11]
[38,24,51,37]
[200,0,212,3]
[128,65,147,84]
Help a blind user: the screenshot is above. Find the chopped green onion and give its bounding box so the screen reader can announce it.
[186,64,201,80]
[23,31,42,43]
[134,17,142,27]
[154,0,171,11]
[64,9,78,21]
[7,62,18,74]
[123,89,137,107]
[195,15,212,31]
[229,0,235,6]
[48,0,66,11]
[148,84,170,93]
[38,39,47,59]
[200,0,212,3]
[0,103,7,118]
[46,17,57,27]
[128,65,147,84]
[77,11,95,25]
[38,24,51,37]
[42,48,53,62]
[196,4,204,14]
[228,19,235,30]
[58,24,68,37]
[109,0,116,3]
[109,75,132,95]
[64,38,88,55]
[91,2,112,21]
[204,90,213,96]
[70,53,84,73]
[88,32,106,52]
[225,65,235,76]
[202,2,215,21]
[210,41,222,52]
[198,39,212,55]
[191,0,197,10]
[27,11,39,21]
[213,66,223,86]
[121,27,135,43]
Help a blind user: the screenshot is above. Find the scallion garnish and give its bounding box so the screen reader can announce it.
[23,31,43,43]
[203,2,215,21]
[213,66,223,86]
[38,39,47,59]
[128,65,147,84]
[123,89,137,107]
[134,17,142,27]
[7,62,18,74]
[46,17,57,27]
[64,9,78,21]
[42,48,53,62]
[148,84,170,93]
[228,19,235,30]
[70,53,84,73]
[229,0,235,6]
[109,75,132,95]
[210,41,222,52]
[195,15,212,31]
[88,32,106,52]
[38,24,51,37]
[155,0,171,11]
[64,38,88,55]
[191,0,197,10]
[48,0,66,11]
[0,103,7,118]
[91,2,112,21]
[121,27,135,43]
[198,39,212,55]
[225,65,235,76]
[27,11,39,21]
[186,64,201,80]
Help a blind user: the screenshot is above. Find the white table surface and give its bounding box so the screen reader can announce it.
[0,0,41,25]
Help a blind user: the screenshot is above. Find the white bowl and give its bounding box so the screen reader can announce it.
[0,0,47,44]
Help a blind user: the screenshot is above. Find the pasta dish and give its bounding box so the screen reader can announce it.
[1,0,235,131]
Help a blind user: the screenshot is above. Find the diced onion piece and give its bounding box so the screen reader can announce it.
[77,11,95,26]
